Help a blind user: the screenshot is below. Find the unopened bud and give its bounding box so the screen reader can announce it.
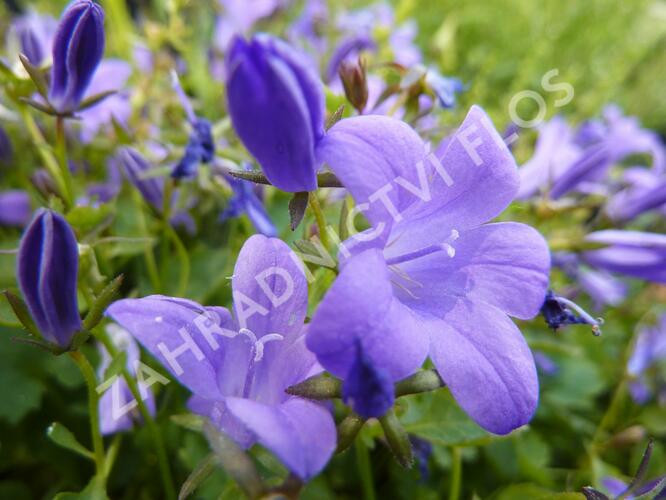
[339,57,368,113]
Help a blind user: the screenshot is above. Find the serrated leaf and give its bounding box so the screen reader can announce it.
[325,104,345,131]
[46,422,94,460]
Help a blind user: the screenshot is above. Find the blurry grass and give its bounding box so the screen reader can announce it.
[395,0,666,131]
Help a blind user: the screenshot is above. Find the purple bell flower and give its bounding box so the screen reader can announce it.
[627,314,666,404]
[308,106,551,433]
[17,209,81,348]
[98,324,156,435]
[117,147,164,210]
[226,34,325,192]
[0,190,32,227]
[606,167,666,222]
[218,172,277,237]
[49,0,105,114]
[583,230,666,284]
[7,11,57,67]
[106,235,336,480]
[539,291,603,335]
[342,341,394,418]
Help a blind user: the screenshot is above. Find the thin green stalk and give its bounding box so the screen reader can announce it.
[355,440,375,500]
[69,351,105,476]
[134,194,162,292]
[164,223,190,297]
[308,191,330,249]
[448,447,462,500]
[96,330,176,500]
[18,106,72,208]
[54,116,75,208]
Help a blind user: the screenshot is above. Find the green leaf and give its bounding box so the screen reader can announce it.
[18,54,49,98]
[53,475,108,500]
[178,453,216,500]
[0,355,44,424]
[401,390,499,446]
[77,90,117,112]
[46,422,94,460]
[66,203,114,234]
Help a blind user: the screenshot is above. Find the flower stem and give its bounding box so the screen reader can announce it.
[18,106,73,209]
[448,446,462,500]
[308,191,330,249]
[355,439,376,500]
[68,351,105,476]
[96,329,176,500]
[54,116,75,207]
[134,193,162,292]
[164,222,190,297]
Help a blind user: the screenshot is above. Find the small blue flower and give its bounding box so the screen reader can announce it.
[540,291,603,335]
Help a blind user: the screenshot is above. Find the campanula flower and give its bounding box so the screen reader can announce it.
[77,59,132,143]
[17,209,81,348]
[217,164,277,237]
[627,314,666,404]
[309,106,551,433]
[424,69,465,109]
[0,190,31,227]
[98,324,156,435]
[226,34,325,192]
[6,11,57,67]
[583,230,666,284]
[49,0,105,114]
[518,108,664,200]
[106,235,335,479]
[117,147,164,210]
[170,72,216,179]
[214,0,289,50]
[606,167,666,222]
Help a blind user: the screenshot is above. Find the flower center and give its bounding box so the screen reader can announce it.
[386,229,459,266]
[239,328,284,398]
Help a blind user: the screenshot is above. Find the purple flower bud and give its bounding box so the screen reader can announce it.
[17,209,81,347]
[339,57,368,113]
[49,1,105,113]
[226,34,325,192]
[0,190,31,227]
[117,147,164,210]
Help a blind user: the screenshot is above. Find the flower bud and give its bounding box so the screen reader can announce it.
[31,169,59,199]
[117,147,164,210]
[17,209,82,347]
[49,0,105,113]
[226,34,325,192]
[339,57,368,113]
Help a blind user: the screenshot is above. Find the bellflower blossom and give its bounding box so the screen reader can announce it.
[6,10,57,67]
[49,0,105,114]
[518,107,664,200]
[308,106,551,432]
[98,324,156,435]
[214,0,290,51]
[226,34,325,192]
[627,314,666,404]
[170,72,216,179]
[582,230,666,284]
[0,190,31,227]
[606,166,666,222]
[17,209,81,348]
[216,164,277,237]
[76,59,132,143]
[106,235,335,479]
